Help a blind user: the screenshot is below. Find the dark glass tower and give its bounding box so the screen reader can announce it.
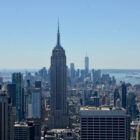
[12,73,24,122]
[7,84,16,107]
[122,83,127,109]
[50,24,69,128]
[0,91,8,140]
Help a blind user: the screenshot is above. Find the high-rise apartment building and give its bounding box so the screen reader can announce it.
[50,24,69,128]
[12,73,24,121]
[80,107,127,140]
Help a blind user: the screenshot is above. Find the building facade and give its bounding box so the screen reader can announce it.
[0,92,8,140]
[7,83,16,107]
[122,83,127,109]
[12,73,24,121]
[136,123,140,140]
[14,122,33,140]
[80,107,127,140]
[31,88,41,118]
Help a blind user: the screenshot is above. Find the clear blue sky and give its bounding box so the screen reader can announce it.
[0,0,140,69]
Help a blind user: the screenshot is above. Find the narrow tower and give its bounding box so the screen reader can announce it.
[85,55,89,75]
[50,23,69,128]
[122,83,127,109]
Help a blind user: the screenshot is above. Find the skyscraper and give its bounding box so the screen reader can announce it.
[31,88,41,118]
[12,73,24,122]
[70,63,75,79]
[85,56,89,74]
[0,90,8,140]
[122,83,127,109]
[50,23,69,128]
[7,83,16,107]
[8,104,16,140]
[0,85,16,140]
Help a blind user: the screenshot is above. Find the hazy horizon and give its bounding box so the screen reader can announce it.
[0,68,140,71]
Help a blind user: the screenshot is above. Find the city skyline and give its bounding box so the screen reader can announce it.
[0,0,140,69]
[1,1,140,139]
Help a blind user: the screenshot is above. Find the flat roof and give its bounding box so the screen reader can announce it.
[80,107,126,116]
[80,107,125,111]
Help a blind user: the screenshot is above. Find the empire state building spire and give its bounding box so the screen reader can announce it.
[57,21,60,46]
[54,21,64,51]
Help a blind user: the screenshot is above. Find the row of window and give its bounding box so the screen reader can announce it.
[81,123,125,125]
[82,118,125,120]
[81,130,125,133]
[81,136,125,138]
[81,126,125,128]
[81,129,125,131]
[81,138,125,140]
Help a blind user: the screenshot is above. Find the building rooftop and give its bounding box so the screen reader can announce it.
[80,106,125,111]
[14,122,28,127]
[48,129,72,133]
[80,107,126,116]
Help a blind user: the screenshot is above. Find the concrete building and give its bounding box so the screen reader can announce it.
[136,123,140,140]
[80,107,127,140]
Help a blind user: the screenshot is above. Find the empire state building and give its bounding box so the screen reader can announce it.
[50,24,69,128]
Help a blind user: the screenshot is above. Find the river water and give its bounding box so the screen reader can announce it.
[102,69,140,85]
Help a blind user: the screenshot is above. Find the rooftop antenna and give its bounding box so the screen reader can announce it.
[57,17,61,46]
